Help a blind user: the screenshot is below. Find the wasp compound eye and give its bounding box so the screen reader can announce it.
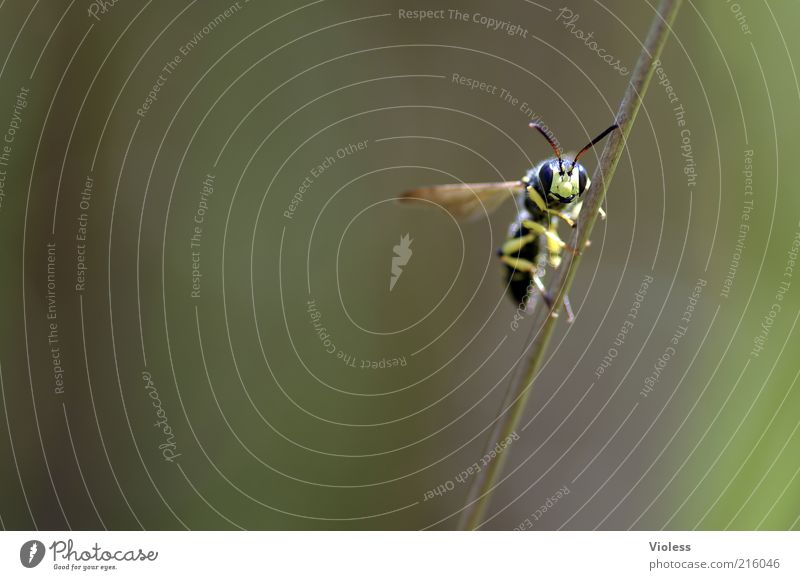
[538,163,554,194]
[578,165,589,194]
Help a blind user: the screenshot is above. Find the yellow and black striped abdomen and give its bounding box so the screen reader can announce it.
[498,213,543,305]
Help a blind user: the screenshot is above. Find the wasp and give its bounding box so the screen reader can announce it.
[399,122,618,321]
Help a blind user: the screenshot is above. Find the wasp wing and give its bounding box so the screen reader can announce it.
[397,180,522,221]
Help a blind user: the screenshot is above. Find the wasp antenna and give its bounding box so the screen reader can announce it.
[529,122,564,174]
[573,123,619,165]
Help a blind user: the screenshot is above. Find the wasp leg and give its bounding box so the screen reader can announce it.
[499,233,536,256]
[522,218,585,263]
[499,255,577,321]
[498,255,538,274]
[546,209,576,228]
[547,218,563,269]
[570,200,605,222]
[499,255,561,317]
[563,294,575,324]
[500,256,575,324]
[522,219,565,248]
[521,218,589,261]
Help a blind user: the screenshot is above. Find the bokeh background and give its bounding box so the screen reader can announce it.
[0,0,798,530]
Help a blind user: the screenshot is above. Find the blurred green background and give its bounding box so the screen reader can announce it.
[0,0,798,530]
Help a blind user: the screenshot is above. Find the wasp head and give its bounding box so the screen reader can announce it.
[537,159,590,204]
[527,121,618,206]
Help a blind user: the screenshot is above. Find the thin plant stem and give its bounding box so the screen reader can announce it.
[458,0,683,531]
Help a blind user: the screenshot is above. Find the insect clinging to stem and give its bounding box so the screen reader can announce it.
[398,121,619,321]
